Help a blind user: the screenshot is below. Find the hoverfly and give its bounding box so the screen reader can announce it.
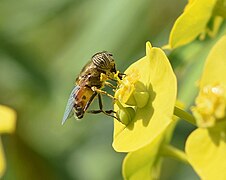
[62,51,124,124]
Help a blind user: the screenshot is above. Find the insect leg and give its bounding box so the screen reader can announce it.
[97,94,119,119]
[91,86,116,100]
[118,72,126,80]
[83,91,98,112]
[105,110,117,114]
[104,81,116,89]
[98,93,103,110]
[87,109,102,114]
[88,94,119,120]
[86,93,103,115]
[87,94,105,114]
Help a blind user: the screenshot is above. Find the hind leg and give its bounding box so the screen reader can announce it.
[87,94,119,120]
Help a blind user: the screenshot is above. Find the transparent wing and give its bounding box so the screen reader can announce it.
[62,86,79,125]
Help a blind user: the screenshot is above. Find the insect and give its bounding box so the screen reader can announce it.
[62,51,124,124]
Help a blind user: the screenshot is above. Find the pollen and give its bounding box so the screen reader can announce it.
[115,68,150,109]
[115,69,140,106]
[192,84,226,127]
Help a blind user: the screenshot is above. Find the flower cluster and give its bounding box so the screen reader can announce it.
[113,0,226,178]
[192,84,226,127]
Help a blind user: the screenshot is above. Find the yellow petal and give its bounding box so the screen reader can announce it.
[199,35,226,88]
[186,122,226,179]
[0,105,16,133]
[113,42,177,152]
[168,0,217,49]
[0,139,6,178]
[122,134,163,180]
[122,116,178,180]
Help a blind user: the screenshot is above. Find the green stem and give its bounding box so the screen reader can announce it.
[174,106,196,126]
[161,145,188,164]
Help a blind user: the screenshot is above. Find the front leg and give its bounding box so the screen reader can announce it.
[91,86,117,100]
[104,81,116,89]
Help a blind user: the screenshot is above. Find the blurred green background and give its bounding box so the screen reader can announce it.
[1,0,225,179]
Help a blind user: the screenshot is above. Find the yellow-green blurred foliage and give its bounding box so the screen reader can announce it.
[1,0,225,179]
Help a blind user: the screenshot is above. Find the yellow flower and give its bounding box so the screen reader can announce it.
[0,105,16,178]
[122,133,164,180]
[192,35,226,127]
[122,102,185,180]
[122,121,177,180]
[186,122,226,180]
[113,42,177,152]
[192,84,226,127]
[165,0,224,49]
[186,35,226,179]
